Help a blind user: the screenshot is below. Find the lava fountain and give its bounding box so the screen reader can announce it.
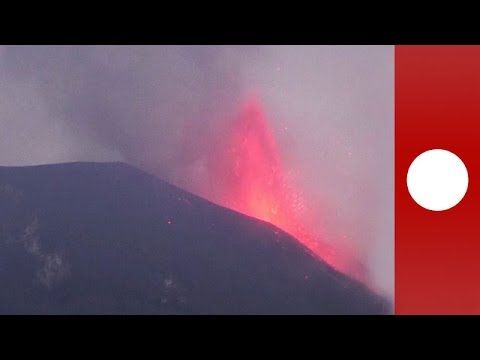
[204,96,362,279]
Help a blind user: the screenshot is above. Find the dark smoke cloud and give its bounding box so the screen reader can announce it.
[1,46,256,175]
[0,45,393,300]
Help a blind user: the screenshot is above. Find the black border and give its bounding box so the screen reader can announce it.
[3,7,480,44]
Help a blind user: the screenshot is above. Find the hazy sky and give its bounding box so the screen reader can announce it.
[0,45,394,299]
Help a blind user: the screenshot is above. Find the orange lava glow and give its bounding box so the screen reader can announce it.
[206,96,360,278]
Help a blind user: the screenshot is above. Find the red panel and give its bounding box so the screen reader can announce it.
[395,45,480,314]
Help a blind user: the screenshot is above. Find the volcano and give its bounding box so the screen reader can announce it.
[0,162,390,314]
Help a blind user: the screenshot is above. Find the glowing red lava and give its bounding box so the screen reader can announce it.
[206,96,360,278]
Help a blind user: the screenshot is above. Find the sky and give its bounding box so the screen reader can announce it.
[0,45,394,300]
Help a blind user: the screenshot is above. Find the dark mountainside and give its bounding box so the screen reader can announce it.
[0,162,390,314]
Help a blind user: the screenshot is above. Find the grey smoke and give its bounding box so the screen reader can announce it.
[0,45,393,300]
[21,218,69,288]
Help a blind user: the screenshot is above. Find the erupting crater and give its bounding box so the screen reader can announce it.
[202,96,363,280]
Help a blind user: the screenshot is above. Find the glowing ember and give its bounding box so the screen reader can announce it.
[205,96,361,278]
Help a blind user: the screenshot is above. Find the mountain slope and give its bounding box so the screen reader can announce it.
[0,162,390,314]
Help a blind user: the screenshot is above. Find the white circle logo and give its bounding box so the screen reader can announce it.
[407,149,469,211]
